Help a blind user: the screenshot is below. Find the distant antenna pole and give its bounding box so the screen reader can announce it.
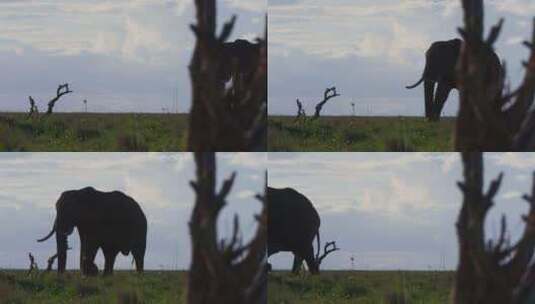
[176,86,179,114]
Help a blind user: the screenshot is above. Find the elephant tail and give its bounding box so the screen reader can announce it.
[315,231,321,260]
[406,76,424,89]
[37,218,56,242]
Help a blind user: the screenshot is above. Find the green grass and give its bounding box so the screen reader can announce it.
[0,270,186,303]
[268,116,455,152]
[268,270,454,304]
[0,113,189,151]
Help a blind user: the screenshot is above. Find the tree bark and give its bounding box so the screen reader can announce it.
[187,152,267,304]
[455,0,535,151]
[453,152,535,303]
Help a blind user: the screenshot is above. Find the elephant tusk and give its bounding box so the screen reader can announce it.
[37,222,56,242]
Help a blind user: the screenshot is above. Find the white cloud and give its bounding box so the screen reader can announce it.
[121,17,173,64]
[500,191,522,200]
[225,0,266,12]
[357,176,438,218]
[225,152,267,169]
[234,189,256,199]
[441,153,458,173]
[493,0,535,17]
[491,153,535,169]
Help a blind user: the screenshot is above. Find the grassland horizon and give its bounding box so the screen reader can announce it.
[268,116,455,152]
[0,112,189,151]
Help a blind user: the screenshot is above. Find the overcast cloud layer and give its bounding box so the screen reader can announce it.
[268,152,535,270]
[0,152,266,270]
[0,0,265,113]
[268,0,535,116]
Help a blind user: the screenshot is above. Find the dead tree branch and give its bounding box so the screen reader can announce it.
[46,253,59,272]
[187,0,266,151]
[455,0,535,151]
[27,253,38,276]
[294,99,306,121]
[27,96,39,119]
[45,84,73,115]
[315,241,339,266]
[313,87,340,119]
[452,152,535,304]
[187,152,267,304]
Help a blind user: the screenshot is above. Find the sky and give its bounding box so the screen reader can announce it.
[268,152,535,271]
[0,0,266,113]
[268,0,535,116]
[0,152,266,270]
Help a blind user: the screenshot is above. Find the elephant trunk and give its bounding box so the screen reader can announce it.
[56,231,68,273]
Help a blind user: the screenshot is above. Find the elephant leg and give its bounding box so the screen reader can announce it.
[432,83,452,121]
[132,248,145,273]
[79,234,86,272]
[291,255,303,274]
[424,80,435,120]
[103,249,118,276]
[83,245,99,276]
[302,245,319,275]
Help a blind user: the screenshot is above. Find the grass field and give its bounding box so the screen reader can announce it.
[0,113,189,151]
[268,270,454,304]
[268,116,455,152]
[0,270,186,303]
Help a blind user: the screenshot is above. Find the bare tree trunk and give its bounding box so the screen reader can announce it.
[455,0,535,151]
[27,96,39,119]
[453,152,535,304]
[294,99,306,121]
[27,253,38,276]
[187,0,266,151]
[187,152,267,304]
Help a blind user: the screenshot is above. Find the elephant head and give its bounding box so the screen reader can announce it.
[406,38,502,121]
[37,193,78,273]
[37,187,147,276]
[219,39,262,88]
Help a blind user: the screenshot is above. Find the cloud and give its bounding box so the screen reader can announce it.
[224,152,267,169]
[225,0,266,12]
[491,153,535,169]
[357,176,439,219]
[121,16,173,64]
[500,191,521,200]
[441,153,459,173]
[234,189,256,199]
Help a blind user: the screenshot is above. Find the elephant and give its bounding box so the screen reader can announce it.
[219,39,262,89]
[406,38,502,121]
[37,187,147,276]
[267,187,321,274]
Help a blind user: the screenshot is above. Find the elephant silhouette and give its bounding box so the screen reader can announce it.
[406,38,502,121]
[37,187,147,276]
[268,187,321,274]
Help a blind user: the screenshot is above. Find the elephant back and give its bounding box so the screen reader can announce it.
[66,187,147,252]
[267,187,320,251]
